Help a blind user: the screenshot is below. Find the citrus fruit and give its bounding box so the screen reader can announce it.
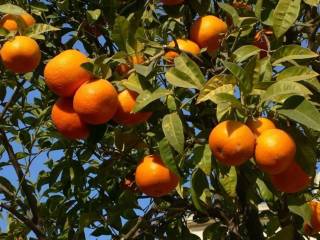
[115,63,130,76]
[253,30,273,58]
[165,39,201,60]
[73,79,118,125]
[246,117,276,137]
[305,201,320,233]
[44,49,92,97]
[0,13,35,31]
[161,0,184,5]
[135,155,179,197]
[0,36,41,73]
[128,53,144,65]
[190,15,227,54]
[51,98,90,140]
[113,90,152,125]
[208,120,255,166]
[270,161,310,193]
[255,129,296,174]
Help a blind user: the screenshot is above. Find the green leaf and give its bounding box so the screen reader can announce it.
[209,93,243,110]
[261,81,312,103]
[253,57,272,83]
[276,66,319,82]
[25,23,60,39]
[255,0,263,20]
[166,68,201,89]
[256,178,273,201]
[272,0,301,38]
[242,56,256,95]
[134,62,154,77]
[193,144,212,176]
[303,0,320,6]
[159,138,180,177]
[287,196,312,224]
[278,96,320,132]
[268,225,294,240]
[111,16,129,52]
[162,112,185,154]
[188,0,211,15]
[87,9,101,22]
[222,61,245,82]
[0,4,26,15]
[271,45,318,65]
[191,168,209,213]
[121,73,145,94]
[197,75,235,103]
[219,167,237,197]
[217,2,239,26]
[133,88,171,112]
[233,45,261,62]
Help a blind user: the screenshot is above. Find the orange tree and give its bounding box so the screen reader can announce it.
[0,0,320,239]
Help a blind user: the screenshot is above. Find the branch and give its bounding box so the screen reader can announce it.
[0,203,45,238]
[0,129,39,225]
[120,217,143,240]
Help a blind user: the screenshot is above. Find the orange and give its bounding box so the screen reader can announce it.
[44,49,92,97]
[112,90,152,125]
[270,161,310,193]
[161,0,184,5]
[128,53,144,65]
[190,15,227,54]
[165,39,201,60]
[0,13,35,31]
[254,30,273,58]
[115,63,130,76]
[135,155,179,197]
[113,90,152,125]
[255,129,296,175]
[0,36,41,74]
[208,120,255,166]
[51,98,90,140]
[305,201,320,233]
[73,79,118,125]
[246,117,276,137]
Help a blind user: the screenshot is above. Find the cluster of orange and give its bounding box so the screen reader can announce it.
[0,13,41,74]
[44,49,152,139]
[208,118,310,194]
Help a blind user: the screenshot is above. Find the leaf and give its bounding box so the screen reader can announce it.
[87,9,101,22]
[276,66,319,82]
[193,144,212,176]
[222,61,245,81]
[253,57,272,83]
[111,16,129,52]
[272,0,301,38]
[287,196,312,224]
[191,168,209,213]
[133,88,171,112]
[197,75,235,103]
[271,45,318,65]
[255,0,263,20]
[209,93,243,110]
[162,112,185,154]
[159,138,180,177]
[121,73,145,94]
[242,56,256,95]
[219,167,237,197]
[303,0,320,6]
[188,0,211,15]
[217,2,239,26]
[278,96,320,132]
[25,23,60,39]
[134,62,154,77]
[203,223,227,240]
[261,81,312,103]
[166,68,201,89]
[0,4,26,15]
[174,53,205,88]
[256,178,273,201]
[268,225,294,240]
[233,45,261,62]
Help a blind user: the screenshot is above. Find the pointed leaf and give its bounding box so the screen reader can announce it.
[219,167,237,198]
[271,45,318,65]
[193,144,212,176]
[276,66,319,82]
[159,138,180,177]
[162,112,185,154]
[233,45,261,62]
[133,88,171,112]
[191,168,209,213]
[166,68,201,89]
[0,4,26,15]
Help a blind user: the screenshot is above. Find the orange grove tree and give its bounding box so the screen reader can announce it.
[0,0,320,239]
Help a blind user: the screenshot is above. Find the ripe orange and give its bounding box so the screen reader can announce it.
[246,117,276,137]
[135,155,179,197]
[113,90,152,126]
[190,15,227,54]
[270,161,310,193]
[44,49,92,97]
[165,39,201,60]
[208,120,255,166]
[305,201,320,233]
[51,98,90,140]
[0,13,35,31]
[254,30,273,58]
[115,63,130,76]
[255,129,296,174]
[0,36,41,74]
[73,79,118,125]
[128,53,144,65]
[161,0,184,5]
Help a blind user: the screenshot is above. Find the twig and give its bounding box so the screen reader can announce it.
[121,217,143,240]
